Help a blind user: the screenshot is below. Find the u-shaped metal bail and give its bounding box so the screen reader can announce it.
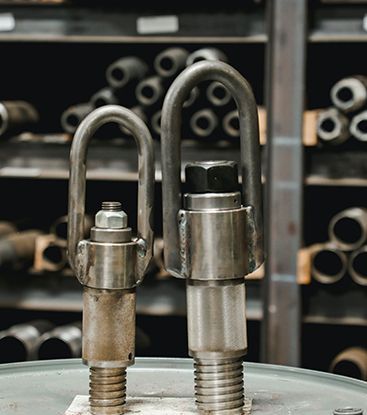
[67,105,154,279]
[161,60,263,278]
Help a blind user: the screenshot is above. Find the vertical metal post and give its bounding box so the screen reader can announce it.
[262,0,307,366]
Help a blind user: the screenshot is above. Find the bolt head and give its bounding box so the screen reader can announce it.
[95,209,128,229]
[185,160,239,194]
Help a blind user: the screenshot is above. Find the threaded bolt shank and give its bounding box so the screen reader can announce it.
[102,202,122,212]
[89,367,126,415]
[194,357,244,414]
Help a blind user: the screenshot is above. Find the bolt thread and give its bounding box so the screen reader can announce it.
[102,201,122,212]
[194,357,244,414]
[89,367,126,415]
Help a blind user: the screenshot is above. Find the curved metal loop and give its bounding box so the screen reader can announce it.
[161,61,263,278]
[67,105,154,278]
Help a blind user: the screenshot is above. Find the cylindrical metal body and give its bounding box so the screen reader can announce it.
[350,110,367,142]
[91,87,119,108]
[223,110,240,138]
[206,81,231,107]
[331,76,367,113]
[37,322,82,360]
[0,230,42,267]
[0,101,39,137]
[186,48,228,66]
[180,172,249,414]
[154,47,188,78]
[190,108,218,138]
[348,245,367,286]
[135,76,165,107]
[329,207,367,251]
[83,288,135,368]
[0,320,53,363]
[310,242,347,284]
[61,103,94,134]
[34,234,67,272]
[106,57,148,90]
[330,347,367,381]
[317,107,350,145]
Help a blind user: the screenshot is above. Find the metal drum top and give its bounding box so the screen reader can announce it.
[0,358,366,414]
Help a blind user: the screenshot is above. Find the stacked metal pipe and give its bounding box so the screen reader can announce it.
[317,76,367,145]
[310,207,367,285]
[60,47,246,142]
[330,347,367,380]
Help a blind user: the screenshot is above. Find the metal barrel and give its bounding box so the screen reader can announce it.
[154,47,188,78]
[0,101,39,137]
[223,110,240,138]
[348,245,367,286]
[330,347,367,381]
[50,214,93,244]
[329,207,367,251]
[0,320,53,363]
[151,110,162,136]
[135,76,165,107]
[0,230,42,267]
[0,221,17,238]
[106,57,148,89]
[60,103,94,134]
[37,323,82,360]
[317,107,350,145]
[206,81,232,107]
[91,87,119,108]
[186,48,228,66]
[350,110,367,142]
[330,76,367,113]
[310,242,347,284]
[189,108,218,138]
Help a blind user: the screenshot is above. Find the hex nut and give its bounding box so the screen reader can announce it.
[95,209,128,229]
[185,160,239,193]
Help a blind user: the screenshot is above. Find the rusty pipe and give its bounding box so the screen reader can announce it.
[154,47,188,78]
[329,208,367,251]
[135,76,165,107]
[330,347,367,381]
[331,76,367,113]
[350,110,367,142]
[34,234,67,272]
[317,107,350,145]
[61,103,94,134]
[0,320,53,363]
[91,87,119,108]
[0,230,42,267]
[348,245,367,286]
[190,108,218,138]
[186,48,228,67]
[37,322,82,360]
[106,57,148,90]
[0,221,17,238]
[206,81,231,107]
[151,110,162,136]
[0,101,39,137]
[223,110,240,138]
[310,242,347,284]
